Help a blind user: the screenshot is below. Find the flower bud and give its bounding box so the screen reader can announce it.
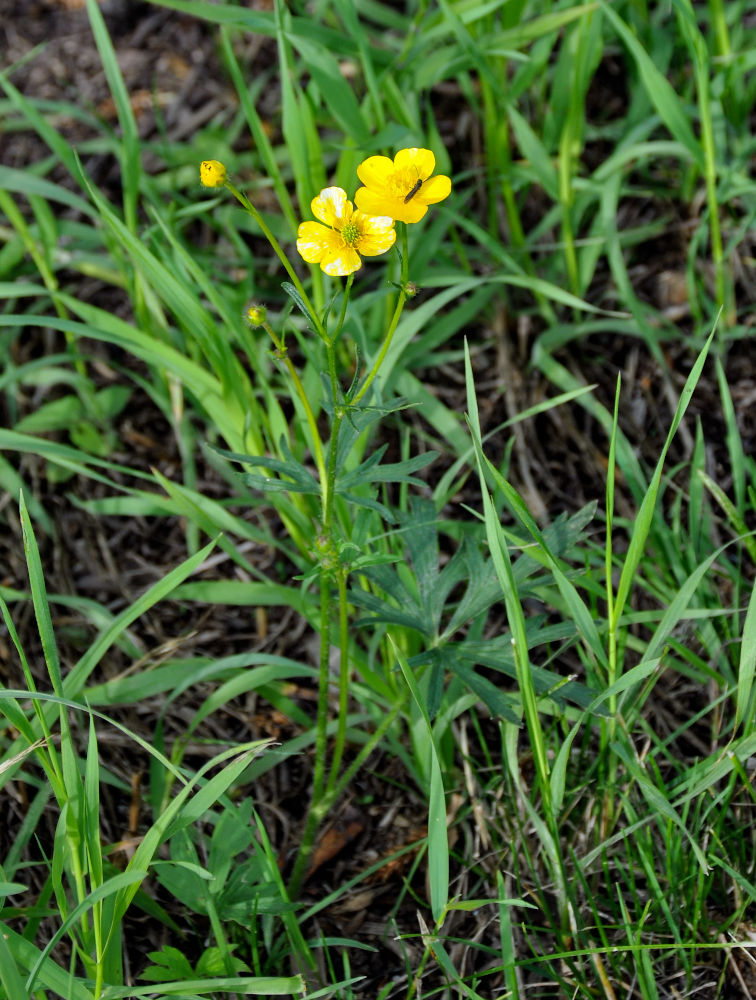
[246,303,267,327]
[200,159,227,188]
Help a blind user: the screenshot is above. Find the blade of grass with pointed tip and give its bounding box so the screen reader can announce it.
[85,0,140,232]
[65,537,218,697]
[736,581,756,731]
[98,974,306,997]
[464,340,552,812]
[551,658,661,816]
[613,328,714,629]
[18,492,63,698]
[600,1,704,170]
[218,27,298,235]
[112,741,270,924]
[481,455,607,671]
[391,637,448,923]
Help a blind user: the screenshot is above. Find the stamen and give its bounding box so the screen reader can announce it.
[341,220,360,246]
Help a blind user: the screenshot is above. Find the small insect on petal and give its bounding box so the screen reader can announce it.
[404,178,423,204]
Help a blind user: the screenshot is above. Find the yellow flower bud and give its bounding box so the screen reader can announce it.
[200,159,227,188]
[246,303,267,327]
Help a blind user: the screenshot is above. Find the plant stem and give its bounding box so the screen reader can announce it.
[352,224,409,406]
[695,59,730,323]
[326,568,350,796]
[287,569,333,898]
[287,696,405,898]
[224,180,329,342]
[603,377,621,833]
[326,697,405,806]
[288,275,357,896]
[262,321,328,501]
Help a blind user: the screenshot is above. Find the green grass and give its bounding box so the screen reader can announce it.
[1,0,756,996]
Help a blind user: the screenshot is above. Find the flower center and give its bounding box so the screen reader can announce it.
[340,220,360,246]
[388,168,420,199]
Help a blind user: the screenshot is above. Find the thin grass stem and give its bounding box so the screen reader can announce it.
[223,180,328,342]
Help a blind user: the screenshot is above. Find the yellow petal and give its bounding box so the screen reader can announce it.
[357,217,396,256]
[297,221,339,263]
[358,213,395,236]
[394,147,435,181]
[311,187,351,227]
[393,200,428,224]
[321,246,361,276]
[355,187,405,220]
[200,159,227,187]
[417,174,451,205]
[356,155,394,191]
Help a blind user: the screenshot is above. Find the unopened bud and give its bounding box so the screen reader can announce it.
[246,303,267,327]
[200,159,227,188]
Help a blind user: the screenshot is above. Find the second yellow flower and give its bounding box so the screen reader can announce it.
[297,187,396,277]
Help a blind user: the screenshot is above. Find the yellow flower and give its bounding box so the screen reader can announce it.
[296,186,396,277]
[200,159,227,188]
[354,148,451,224]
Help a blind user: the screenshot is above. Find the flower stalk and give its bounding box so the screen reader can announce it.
[353,224,410,406]
[199,151,451,902]
[222,177,330,343]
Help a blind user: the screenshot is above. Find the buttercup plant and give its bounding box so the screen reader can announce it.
[200,148,451,896]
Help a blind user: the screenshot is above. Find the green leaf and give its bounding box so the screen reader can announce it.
[287,35,370,144]
[399,498,441,627]
[736,576,756,731]
[281,280,321,331]
[0,921,93,1000]
[337,449,437,489]
[0,925,28,1000]
[15,393,84,434]
[452,662,521,723]
[392,638,449,923]
[26,869,149,993]
[600,1,705,170]
[85,0,140,230]
[141,945,195,983]
[19,493,63,696]
[99,974,306,997]
[350,587,428,635]
[613,327,714,627]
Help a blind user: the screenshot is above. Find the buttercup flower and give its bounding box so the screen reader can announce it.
[297,186,395,277]
[200,159,227,188]
[355,148,451,224]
